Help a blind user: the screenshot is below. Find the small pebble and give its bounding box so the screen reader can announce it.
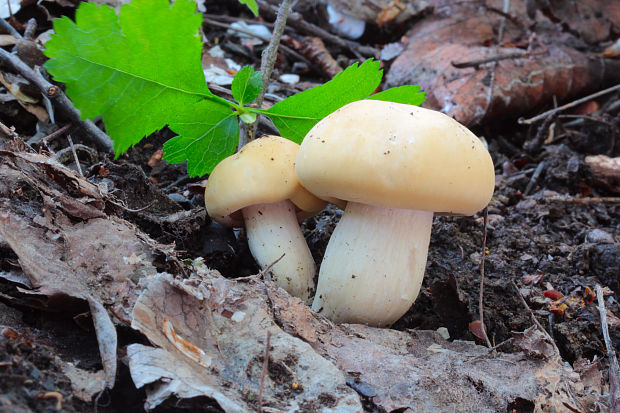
[436,327,450,340]
[586,229,615,244]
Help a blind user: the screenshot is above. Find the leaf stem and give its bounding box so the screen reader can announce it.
[240,0,292,148]
[202,92,240,110]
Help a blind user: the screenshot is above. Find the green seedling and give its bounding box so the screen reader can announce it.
[44,0,425,177]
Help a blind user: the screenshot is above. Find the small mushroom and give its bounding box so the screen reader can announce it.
[205,135,326,303]
[296,100,495,326]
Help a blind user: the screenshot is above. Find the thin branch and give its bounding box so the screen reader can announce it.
[519,83,620,125]
[257,0,291,111]
[511,280,561,356]
[481,4,527,34]
[203,17,312,68]
[524,111,558,153]
[255,0,378,59]
[241,0,292,149]
[67,134,83,176]
[496,0,510,55]
[27,122,73,145]
[451,48,547,69]
[0,18,22,40]
[0,120,17,139]
[0,48,114,153]
[595,284,620,412]
[523,160,547,196]
[257,331,272,412]
[478,208,493,348]
[543,195,620,204]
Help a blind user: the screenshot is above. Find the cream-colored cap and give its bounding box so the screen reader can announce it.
[296,100,495,215]
[205,135,327,226]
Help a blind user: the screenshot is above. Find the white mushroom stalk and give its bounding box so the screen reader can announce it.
[204,135,326,304]
[243,200,316,303]
[296,100,496,327]
[312,202,433,326]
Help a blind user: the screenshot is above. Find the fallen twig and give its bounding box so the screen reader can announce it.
[596,284,620,412]
[0,19,22,40]
[478,207,493,349]
[524,111,558,153]
[107,199,156,213]
[511,280,561,356]
[67,135,83,176]
[255,0,378,60]
[543,195,620,204]
[0,48,114,153]
[519,83,620,125]
[523,160,547,196]
[243,0,292,148]
[0,121,17,139]
[202,17,312,68]
[451,49,548,69]
[26,122,73,145]
[481,4,528,35]
[257,331,272,412]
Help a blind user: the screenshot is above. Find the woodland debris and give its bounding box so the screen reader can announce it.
[329,0,430,25]
[0,47,113,152]
[128,273,362,411]
[386,0,620,126]
[586,155,620,193]
[596,285,620,412]
[0,148,166,393]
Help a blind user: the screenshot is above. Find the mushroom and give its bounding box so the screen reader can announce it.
[205,135,326,303]
[296,100,495,326]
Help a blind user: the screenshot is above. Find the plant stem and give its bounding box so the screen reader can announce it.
[239,0,292,149]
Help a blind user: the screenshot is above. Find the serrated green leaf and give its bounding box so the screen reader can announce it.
[44,0,217,155]
[238,0,258,15]
[368,85,426,106]
[232,66,262,105]
[264,59,383,143]
[164,100,239,176]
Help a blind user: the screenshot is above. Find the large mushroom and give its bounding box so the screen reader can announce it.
[205,135,326,303]
[296,100,495,326]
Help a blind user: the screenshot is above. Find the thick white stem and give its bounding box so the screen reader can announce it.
[311,202,433,327]
[243,200,315,303]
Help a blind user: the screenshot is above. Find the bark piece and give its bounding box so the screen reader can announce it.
[586,155,620,193]
[128,273,362,411]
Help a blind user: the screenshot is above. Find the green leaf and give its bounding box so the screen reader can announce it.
[164,100,239,176]
[239,111,257,124]
[368,85,426,106]
[264,59,383,143]
[232,66,262,105]
[238,0,258,15]
[44,0,218,155]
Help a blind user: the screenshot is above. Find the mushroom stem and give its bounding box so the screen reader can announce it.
[242,199,316,303]
[311,202,433,326]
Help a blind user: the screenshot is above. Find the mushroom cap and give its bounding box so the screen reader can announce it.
[296,100,495,215]
[205,135,327,226]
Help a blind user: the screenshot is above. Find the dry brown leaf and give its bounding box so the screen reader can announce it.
[136,269,605,412]
[0,149,164,392]
[385,0,620,126]
[547,0,620,44]
[128,273,362,411]
[60,362,108,402]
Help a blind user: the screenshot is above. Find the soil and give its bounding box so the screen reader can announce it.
[0,0,619,411]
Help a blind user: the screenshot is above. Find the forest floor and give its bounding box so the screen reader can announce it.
[0,0,619,412]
